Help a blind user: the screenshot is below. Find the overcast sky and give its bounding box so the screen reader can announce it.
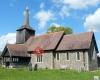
[0,0,100,53]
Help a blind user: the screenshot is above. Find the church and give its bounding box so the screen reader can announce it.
[1,8,99,71]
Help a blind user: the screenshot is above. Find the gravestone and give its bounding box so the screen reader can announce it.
[34,64,38,71]
[28,62,32,71]
[94,76,99,80]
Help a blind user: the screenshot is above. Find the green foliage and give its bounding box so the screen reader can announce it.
[47,26,73,34]
[0,67,100,80]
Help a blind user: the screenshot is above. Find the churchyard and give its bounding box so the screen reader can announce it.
[0,67,100,80]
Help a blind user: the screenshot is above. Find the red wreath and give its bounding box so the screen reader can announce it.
[34,46,44,55]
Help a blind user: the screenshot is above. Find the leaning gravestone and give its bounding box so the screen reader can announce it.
[94,76,99,80]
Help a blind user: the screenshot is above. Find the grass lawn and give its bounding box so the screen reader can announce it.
[0,67,100,80]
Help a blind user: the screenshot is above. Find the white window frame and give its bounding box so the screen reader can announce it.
[56,53,60,60]
[37,55,43,62]
[76,52,80,61]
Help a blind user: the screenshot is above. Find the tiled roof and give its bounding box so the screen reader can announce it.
[6,44,29,57]
[56,32,93,51]
[27,31,64,51]
[2,31,98,57]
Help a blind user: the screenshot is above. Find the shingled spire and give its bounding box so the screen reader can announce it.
[23,6,29,26]
[16,7,35,44]
[17,7,33,30]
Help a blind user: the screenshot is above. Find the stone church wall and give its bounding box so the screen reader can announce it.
[54,51,89,71]
[31,52,53,69]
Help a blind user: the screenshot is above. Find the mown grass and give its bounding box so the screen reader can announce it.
[0,67,100,80]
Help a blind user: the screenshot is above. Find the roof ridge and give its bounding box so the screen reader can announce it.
[7,44,25,46]
[64,31,93,37]
[30,31,64,38]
